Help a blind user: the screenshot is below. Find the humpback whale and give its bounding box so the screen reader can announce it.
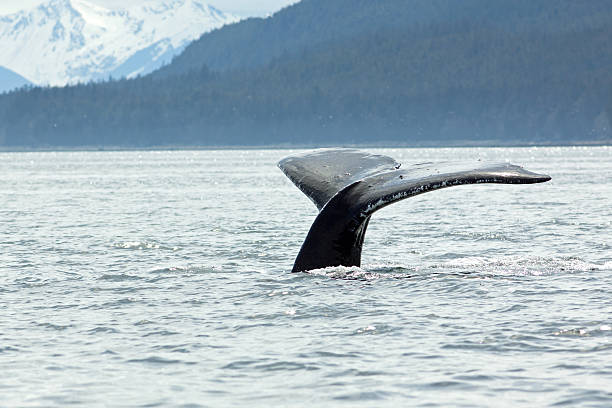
[279,148,551,272]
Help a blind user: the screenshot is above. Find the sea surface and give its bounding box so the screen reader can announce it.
[0,147,610,407]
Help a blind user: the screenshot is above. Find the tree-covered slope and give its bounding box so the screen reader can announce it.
[1,0,611,147]
[156,0,612,76]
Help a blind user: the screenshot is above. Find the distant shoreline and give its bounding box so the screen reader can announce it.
[0,140,610,153]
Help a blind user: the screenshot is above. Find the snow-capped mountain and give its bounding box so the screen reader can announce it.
[0,0,238,87]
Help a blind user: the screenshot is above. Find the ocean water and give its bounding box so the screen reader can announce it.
[0,147,610,407]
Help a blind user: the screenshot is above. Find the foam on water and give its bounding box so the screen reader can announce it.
[307,255,609,281]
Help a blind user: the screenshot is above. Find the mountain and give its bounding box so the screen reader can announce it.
[156,0,612,77]
[0,66,31,94]
[0,0,238,86]
[0,0,611,147]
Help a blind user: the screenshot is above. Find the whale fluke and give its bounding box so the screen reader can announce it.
[279,148,551,273]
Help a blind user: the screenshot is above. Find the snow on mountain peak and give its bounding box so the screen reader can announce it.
[0,0,239,86]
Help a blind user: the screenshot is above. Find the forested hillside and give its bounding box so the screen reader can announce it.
[1,0,611,147]
[156,0,612,76]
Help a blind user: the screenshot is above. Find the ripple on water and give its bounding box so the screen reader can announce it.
[126,356,195,365]
[332,390,397,401]
[97,274,143,282]
[86,327,119,334]
[36,322,72,331]
[222,359,319,372]
[152,344,191,353]
[142,330,181,338]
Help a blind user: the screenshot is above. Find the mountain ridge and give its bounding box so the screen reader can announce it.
[155,0,612,77]
[0,65,31,94]
[0,0,238,87]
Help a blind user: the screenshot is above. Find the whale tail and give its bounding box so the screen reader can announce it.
[279,148,551,272]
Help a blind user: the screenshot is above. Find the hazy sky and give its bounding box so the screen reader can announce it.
[0,0,299,17]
